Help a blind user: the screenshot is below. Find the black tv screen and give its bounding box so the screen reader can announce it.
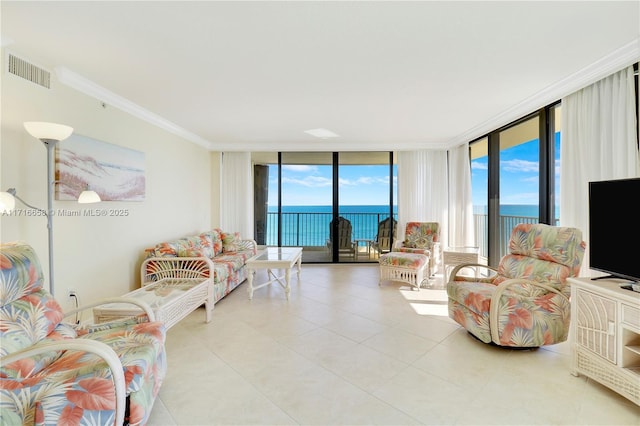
[588,177,640,282]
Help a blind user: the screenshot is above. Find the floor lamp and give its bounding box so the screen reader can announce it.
[0,122,100,296]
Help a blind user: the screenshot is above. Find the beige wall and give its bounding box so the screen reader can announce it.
[1,51,216,311]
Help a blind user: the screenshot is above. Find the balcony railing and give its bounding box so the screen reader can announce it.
[473,214,557,260]
[266,211,557,262]
[266,212,397,247]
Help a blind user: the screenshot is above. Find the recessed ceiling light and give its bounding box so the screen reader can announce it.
[304,128,340,139]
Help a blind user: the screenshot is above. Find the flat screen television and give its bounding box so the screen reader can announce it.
[588,177,640,283]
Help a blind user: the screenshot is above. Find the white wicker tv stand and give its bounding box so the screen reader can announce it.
[568,277,640,406]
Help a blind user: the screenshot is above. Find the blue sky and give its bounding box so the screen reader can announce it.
[471,136,561,207]
[269,164,396,206]
[471,140,541,206]
[268,138,559,207]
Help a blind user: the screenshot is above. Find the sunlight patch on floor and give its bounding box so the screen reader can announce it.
[399,285,449,317]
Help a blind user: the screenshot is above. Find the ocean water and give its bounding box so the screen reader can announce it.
[266,204,541,246]
[266,205,396,246]
[269,205,399,214]
[474,204,559,217]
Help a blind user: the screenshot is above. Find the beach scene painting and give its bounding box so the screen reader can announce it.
[55,134,145,201]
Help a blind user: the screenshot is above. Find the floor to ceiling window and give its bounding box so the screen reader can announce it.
[470,137,488,259]
[551,104,561,223]
[497,115,541,256]
[280,152,333,254]
[471,63,637,266]
[252,152,396,263]
[470,103,560,266]
[337,152,397,263]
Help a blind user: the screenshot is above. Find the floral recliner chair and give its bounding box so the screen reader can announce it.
[0,242,167,425]
[393,221,441,276]
[447,223,585,348]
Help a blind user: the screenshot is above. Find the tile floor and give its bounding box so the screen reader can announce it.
[147,264,640,425]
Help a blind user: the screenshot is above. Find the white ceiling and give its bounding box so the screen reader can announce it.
[2,1,639,152]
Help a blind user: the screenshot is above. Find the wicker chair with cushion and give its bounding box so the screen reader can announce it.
[393,221,441,276]
[447,223,585,348]
[0,241,167,425]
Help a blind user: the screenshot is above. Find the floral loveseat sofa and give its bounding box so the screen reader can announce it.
[142,229,257,304]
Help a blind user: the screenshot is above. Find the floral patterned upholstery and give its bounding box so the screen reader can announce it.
[146,228,257,304]
[393,221,441,275]
[379,251,430,290]
[379,252,428,269]
[0,241,167,425]
[447,223,585,347]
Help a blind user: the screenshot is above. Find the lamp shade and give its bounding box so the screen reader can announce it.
[77,190,101,204]
[24,122,74,141]
[0,191,16,213]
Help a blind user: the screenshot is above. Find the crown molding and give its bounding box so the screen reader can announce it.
[55,66,213,150]
[54,37,639,153]
[449,39,640,148]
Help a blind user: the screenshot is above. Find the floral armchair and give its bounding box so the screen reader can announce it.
[393,221,441,276]
[447,223,585,348]
[0,242,167,425]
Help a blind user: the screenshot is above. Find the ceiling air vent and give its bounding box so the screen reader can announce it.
[7,54,50,89]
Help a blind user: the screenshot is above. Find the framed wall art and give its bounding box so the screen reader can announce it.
[55,134,145,201]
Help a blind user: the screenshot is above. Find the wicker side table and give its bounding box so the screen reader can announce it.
[442,247,487,282]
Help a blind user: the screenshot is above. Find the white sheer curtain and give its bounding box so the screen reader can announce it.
[220,152,254,238]
[561,65,639,275]
[397,150,449,249]
[448,143,475,247]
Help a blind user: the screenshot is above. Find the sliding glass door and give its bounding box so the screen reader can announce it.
[338,152,396,263]
[252,151,396,263]
[281,152,333,261]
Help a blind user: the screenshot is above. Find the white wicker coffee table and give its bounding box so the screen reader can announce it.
[246,247,302,300]
[93,277,211,329]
